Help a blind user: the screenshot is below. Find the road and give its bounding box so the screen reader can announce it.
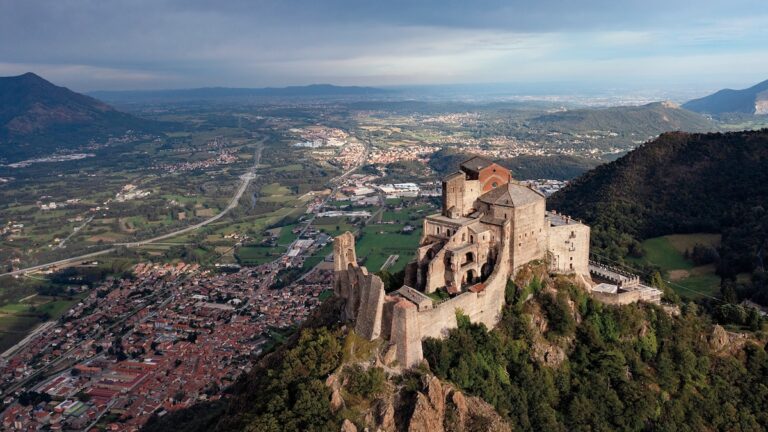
[0,141,263,278]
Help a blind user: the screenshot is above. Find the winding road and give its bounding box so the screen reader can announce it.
[0,142,263,278]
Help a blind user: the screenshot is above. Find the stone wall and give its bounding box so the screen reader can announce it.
[547,222,590,275]
[441,174,480,218]
[510,200,547,271]
[392,220,512,367]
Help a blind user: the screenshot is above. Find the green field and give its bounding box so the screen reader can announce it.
[641,237,693,271]
[639,234,722,299]
[235,245,284,265]
[355,225,422,272]
[0,296,82,353]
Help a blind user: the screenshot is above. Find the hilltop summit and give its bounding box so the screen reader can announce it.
[683,79,768,115]
[0,72,158,161]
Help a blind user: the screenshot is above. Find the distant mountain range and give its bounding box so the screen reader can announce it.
[0,72,159,162]
[683,79,768,115]
[529,101,716,136]
[89,84,391,103]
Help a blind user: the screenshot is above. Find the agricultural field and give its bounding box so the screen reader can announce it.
[639,233,722,299]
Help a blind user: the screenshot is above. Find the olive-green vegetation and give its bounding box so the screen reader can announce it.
[423,277,768,431]
[144,271,768,432]
[530,102,716,136]
[549,130,768,306]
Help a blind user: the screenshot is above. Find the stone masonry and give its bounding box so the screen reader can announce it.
[333,157,592,368]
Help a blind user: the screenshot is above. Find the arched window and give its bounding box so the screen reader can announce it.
[465,252,474,263]
[470,235,475,243]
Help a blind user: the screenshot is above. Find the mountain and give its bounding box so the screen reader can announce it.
[549,129,768,298]
[89,84,391,103]
[0,72,159,162]
[683,79,768,115]
[529,101,716,136]
[429,148,601,181]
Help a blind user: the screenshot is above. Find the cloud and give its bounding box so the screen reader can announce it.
[0,0,766,90]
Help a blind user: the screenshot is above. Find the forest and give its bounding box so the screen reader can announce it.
[549,129,768,305]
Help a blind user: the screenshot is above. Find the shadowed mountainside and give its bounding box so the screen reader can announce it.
[0,72,161,161]
[683,79,768,115]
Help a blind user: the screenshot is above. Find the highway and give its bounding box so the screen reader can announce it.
[0,141,263,278]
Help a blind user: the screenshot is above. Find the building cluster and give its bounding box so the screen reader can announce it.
[0,261,333,431]
[152,148,238,173]
[290,125,348,148]
[520,179,568,196]
[333,156,661,369]
[368,145,434,165]
[333,141,367,170]
[333,174,441,203]
[114,184,151,203]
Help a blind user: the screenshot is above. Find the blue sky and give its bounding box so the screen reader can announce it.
[0,0,766,93]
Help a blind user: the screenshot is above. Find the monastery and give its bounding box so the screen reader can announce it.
[333,156,658,368]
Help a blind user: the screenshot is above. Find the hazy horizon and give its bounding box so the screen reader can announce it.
[1,0,767,94]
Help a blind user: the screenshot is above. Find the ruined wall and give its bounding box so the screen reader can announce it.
[333,232,357,271]
[392,221,512,367]
[334,232,386,336]
[547,222,590,276]
[354,274,385,340]
[392,300,424,368]
[425,247,448,294]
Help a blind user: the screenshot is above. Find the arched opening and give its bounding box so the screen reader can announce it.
[464,252,475,264]
[426,249,435,260]
[464,269,476,286]
[470,235,475,243]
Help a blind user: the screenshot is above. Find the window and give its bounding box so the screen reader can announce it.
[492,182,498,188]
[470,235,475,243]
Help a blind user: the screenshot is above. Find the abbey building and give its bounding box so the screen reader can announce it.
[333,157,591,368]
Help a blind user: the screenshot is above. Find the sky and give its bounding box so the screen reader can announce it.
[0,0,767,93]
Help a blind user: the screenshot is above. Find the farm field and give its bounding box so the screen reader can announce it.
[639,233,722,299]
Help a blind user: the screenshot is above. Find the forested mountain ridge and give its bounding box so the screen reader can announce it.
[549,129,768,301]
[683,79,768,115]
[529,101,717,136]
[429,148,601,181]
[0,72,160,161]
